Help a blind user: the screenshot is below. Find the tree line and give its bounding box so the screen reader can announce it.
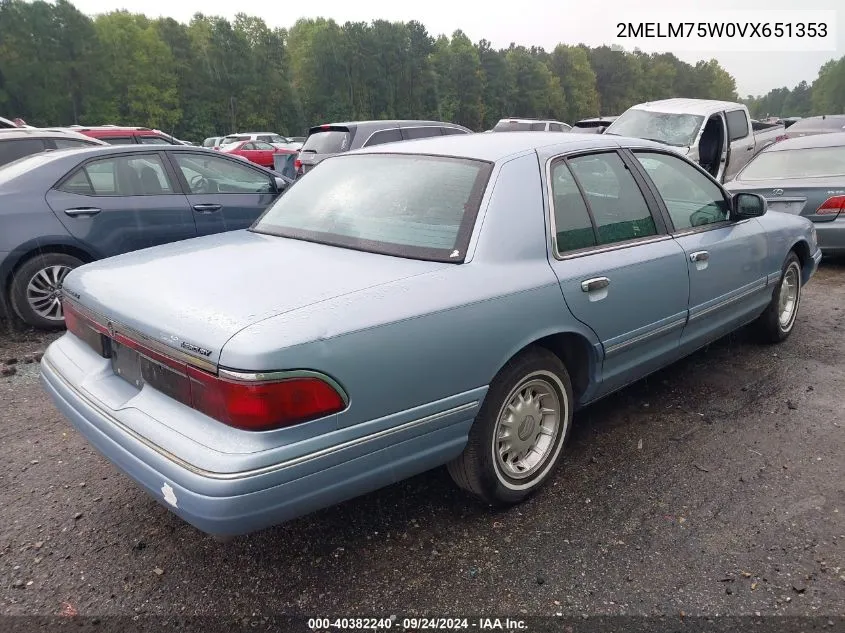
[742,56,845,119]
[0,0,841,142]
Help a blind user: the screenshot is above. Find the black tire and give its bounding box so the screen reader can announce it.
[9,253,83,330]
[447,346,574,506]
[754,251,802,344]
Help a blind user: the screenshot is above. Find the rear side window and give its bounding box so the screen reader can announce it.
[493,121,533,132]
[101,137,135,145]
[441,127,468,136]
[138,136,173,145]
[530,122,547,131]
[401,127,441,140]
[550,162,597,253]
[726,110,749,141]
[59,154,175,196]
[0,138,46,166]
[549,123,564,132]
[52,138,96,150]
[364,128,403,147]
[568,152,657,246]
[301,129,351,154]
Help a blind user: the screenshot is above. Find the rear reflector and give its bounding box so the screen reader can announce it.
[61,300,346,431]
[816,195,845,216]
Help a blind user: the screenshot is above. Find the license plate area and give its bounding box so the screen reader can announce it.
[111,339,144,389]
[765,199,805,215]
[110,340,192,404]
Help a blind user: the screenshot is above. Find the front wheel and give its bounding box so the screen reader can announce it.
[754,251,802,343]
[447,346,573,506]
[9,253,83,329]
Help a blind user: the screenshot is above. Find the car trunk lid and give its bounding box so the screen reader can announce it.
[60,229,449,368]
[727,179,844,222]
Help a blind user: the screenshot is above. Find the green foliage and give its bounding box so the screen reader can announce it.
[4,0,836,141]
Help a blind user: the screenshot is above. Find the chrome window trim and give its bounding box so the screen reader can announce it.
[544,151,669,261]
[45,352,478,481]
[218,368,350,406]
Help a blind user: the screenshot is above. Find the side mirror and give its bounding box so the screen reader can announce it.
[732,192,767,219]
[273,176,289,192]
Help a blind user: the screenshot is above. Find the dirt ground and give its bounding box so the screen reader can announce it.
[1,261,843,621]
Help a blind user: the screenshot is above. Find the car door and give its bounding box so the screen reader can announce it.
[628,149,770,353]
[544,150,690,396]
[168,151,281,234]
[45,151,197,258]
[724,109,755,181]
[251,141,277,167]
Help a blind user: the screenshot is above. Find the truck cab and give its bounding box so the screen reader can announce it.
[605,99,786,183]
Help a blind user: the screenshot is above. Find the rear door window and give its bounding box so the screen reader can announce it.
[568,152,657,245]
[530,122,547,131]
[364,128,403,147]
[401,127,441,140]
[60,154,176,196]
[301,129,351,154]
[441,127,468,135]
[101,137,135,145]
[0,138,47,166]
[138,135,173,145]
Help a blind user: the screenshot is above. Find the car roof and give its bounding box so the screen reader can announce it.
[0,127,106,143]
[312,120,470,132]
[629,98,744,115]
[353,130,665,162]
[764,131,845,151]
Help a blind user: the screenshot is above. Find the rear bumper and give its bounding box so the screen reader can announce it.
[40,352,477,536]
[816,218,845,254]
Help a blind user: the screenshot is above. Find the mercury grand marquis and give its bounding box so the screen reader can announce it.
[40,132,822,537]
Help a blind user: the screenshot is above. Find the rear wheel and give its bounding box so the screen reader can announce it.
[754,251,802,343]
[447,346,573,506]
[9,253,83,329]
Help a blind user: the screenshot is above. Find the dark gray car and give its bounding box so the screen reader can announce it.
[295,120,472,177]
[0,144,291,329]
[724,132,845,256]
[783,115,845,139]
[0,127,106,167]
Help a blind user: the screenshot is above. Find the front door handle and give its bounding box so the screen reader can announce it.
[581,277,610,292]
[193,203,222,213]
[64,207,101,217]
[690,251,709,262]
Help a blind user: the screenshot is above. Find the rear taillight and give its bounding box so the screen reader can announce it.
[294,158,302,169]
[775,134,788,142]
[320,124,330,130]
[61,301,345,431]
[816,195,845,216]
[188,368,345,431]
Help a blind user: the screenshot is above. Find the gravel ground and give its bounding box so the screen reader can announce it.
[0,262,843,621]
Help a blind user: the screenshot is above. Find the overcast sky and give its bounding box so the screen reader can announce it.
[70,0,843,97]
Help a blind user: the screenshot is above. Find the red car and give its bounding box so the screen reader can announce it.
[218,140,285,168]
[71,126,183,145]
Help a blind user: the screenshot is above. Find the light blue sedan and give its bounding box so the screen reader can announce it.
[40,132,822,537]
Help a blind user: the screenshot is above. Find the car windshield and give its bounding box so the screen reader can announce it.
[252,154,493,262]
[301,130,351,154]
[606,110,704,147]
[738,146,845,180]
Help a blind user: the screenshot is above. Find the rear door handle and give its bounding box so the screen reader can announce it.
[193,203,222,213]
[64,207,101,217]
[581,277,610,292]
[690,251,709,262]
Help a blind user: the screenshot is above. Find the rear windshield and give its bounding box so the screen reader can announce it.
[301,129,351,154]
[493,121,541,132]
[252,154,493,262]
[739,146,845,180]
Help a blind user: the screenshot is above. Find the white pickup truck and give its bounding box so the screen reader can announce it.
[604,98,786,183]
